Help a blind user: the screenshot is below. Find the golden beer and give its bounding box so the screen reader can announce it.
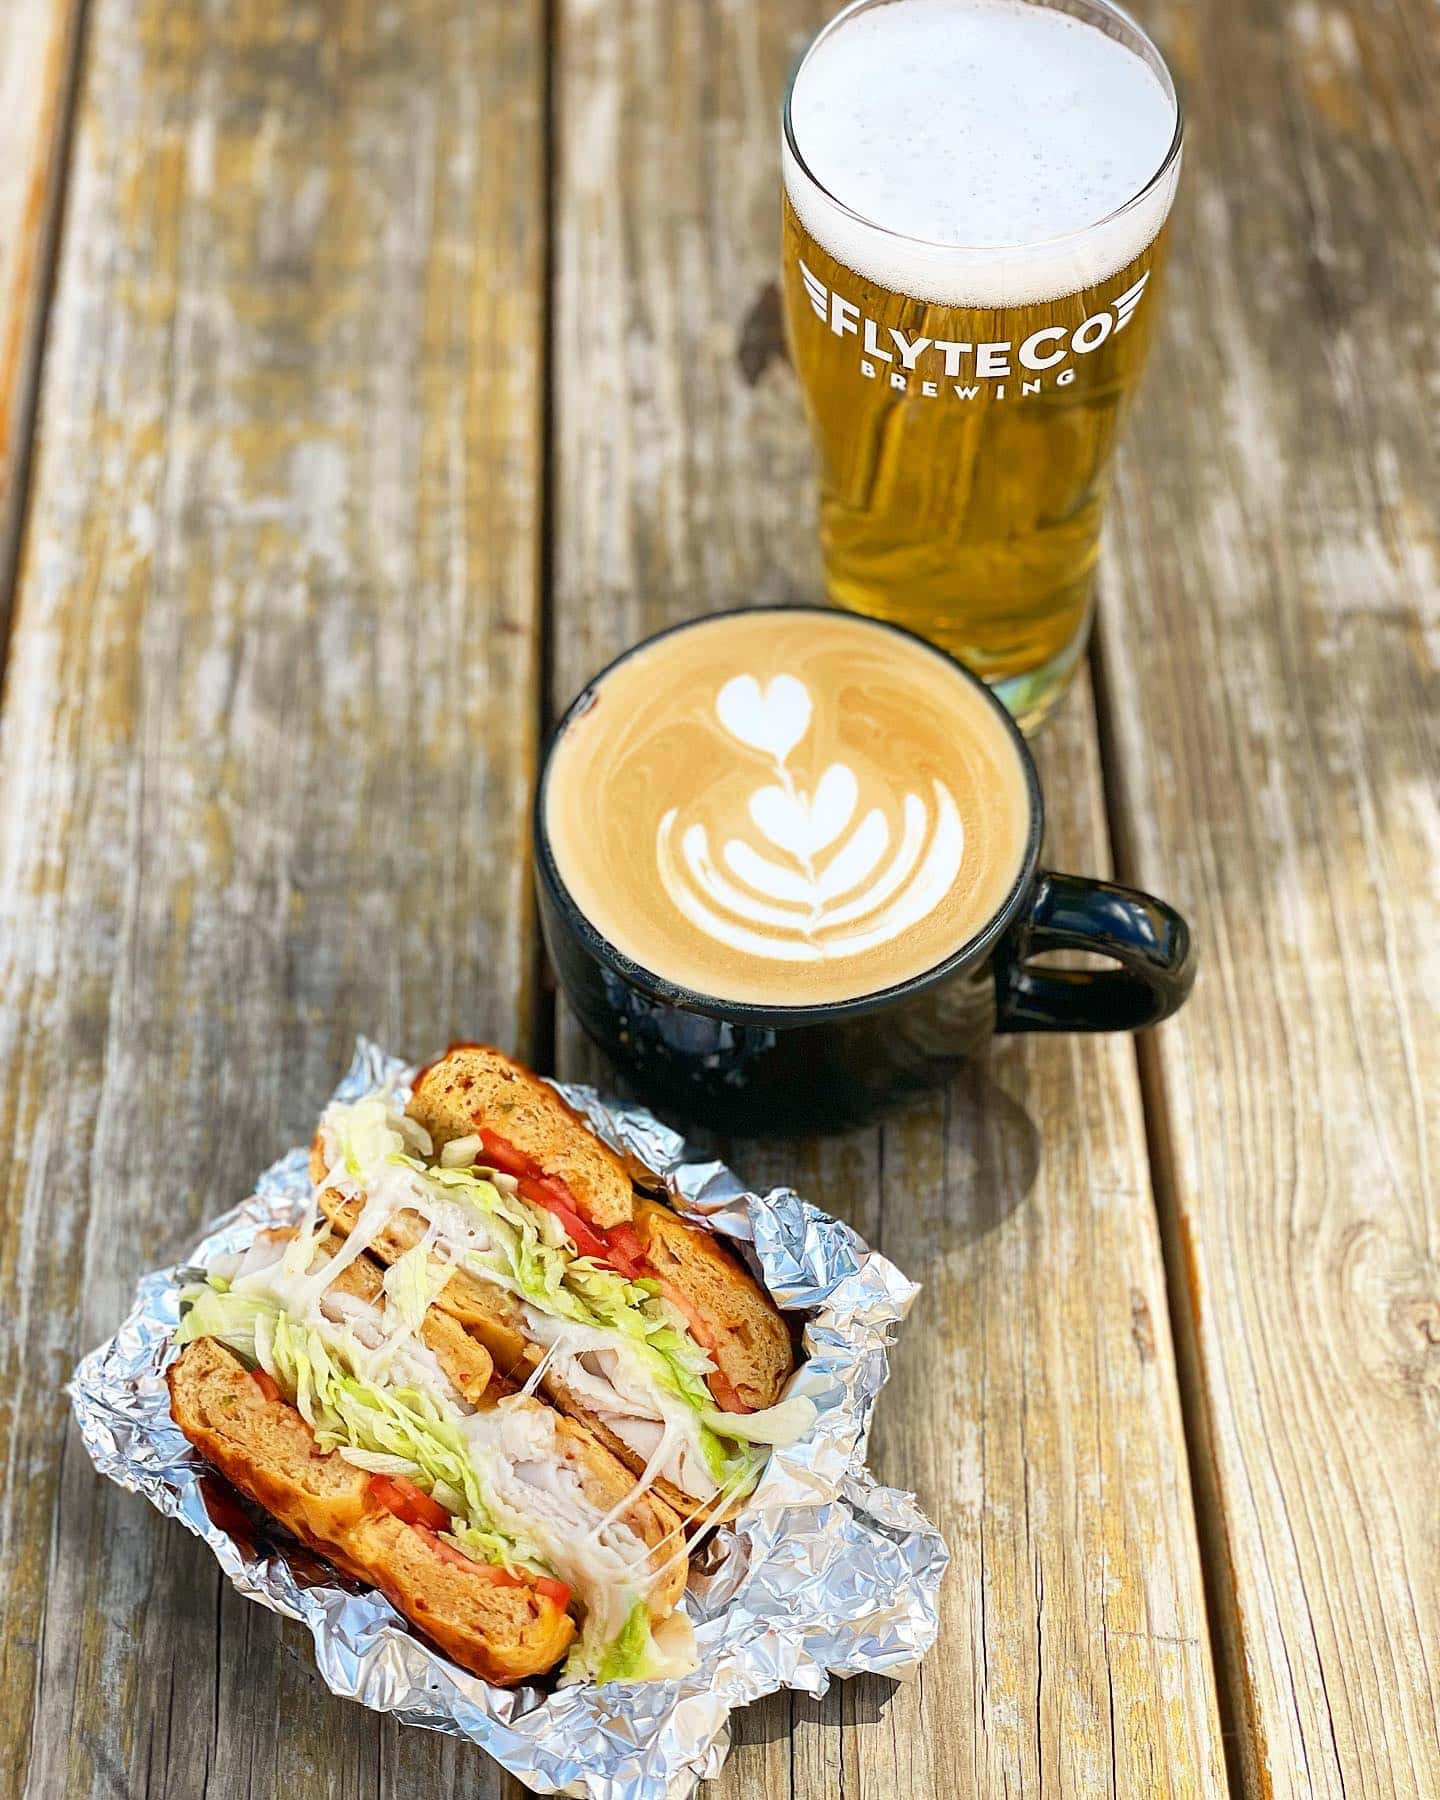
[781,0,1182,728]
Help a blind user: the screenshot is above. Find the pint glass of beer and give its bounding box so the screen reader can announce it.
[781,0,1182,728]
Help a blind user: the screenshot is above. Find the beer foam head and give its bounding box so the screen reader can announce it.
[542,610,1034,1007]
[784,0,1180,307]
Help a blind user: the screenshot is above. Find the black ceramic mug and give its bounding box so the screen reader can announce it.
[536,610,1194,1133]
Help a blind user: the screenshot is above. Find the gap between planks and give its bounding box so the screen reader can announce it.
[529,0,563,1080]
[1090,615,1247,1800]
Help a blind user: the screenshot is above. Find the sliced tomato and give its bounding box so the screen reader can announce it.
[471,1561,529,1588]
[249,1368,281,1402]
[411,1525,467,1567]
[369,1474,405,1513]
[413,1528,540,1593]
[652,1281,754,1413]
[369,1473,450,1532]
[411,1525,509,1573]
[413,1529,531,1585]
[517,1167,575,1209]
[516,1173,612,1262]
[534,1575,572,1610]
[602,1223,649,1281]
[704,1366,749,1414]
[479,1127,644,1279]
[477,1128,535,1179]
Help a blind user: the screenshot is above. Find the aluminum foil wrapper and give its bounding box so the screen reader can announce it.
[69,1040,947,1799]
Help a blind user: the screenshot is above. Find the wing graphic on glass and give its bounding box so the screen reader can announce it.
[655,673,964,966]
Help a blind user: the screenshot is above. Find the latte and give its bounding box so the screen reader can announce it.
[542,610,1033,1006]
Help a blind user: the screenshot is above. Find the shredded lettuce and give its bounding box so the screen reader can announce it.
[176,1283,270,1359]
[398,1156,755,1484]
[334,1097,408,1182]
[701,1393,817,1447]
[336,1447,423,1476]
[280,1306,540,1572]
[179,1282,539,1574]
[592,1597,652,1685]
[331,1102,722,1411]
[382,1240,453,1333]
[322,1098,792,1499]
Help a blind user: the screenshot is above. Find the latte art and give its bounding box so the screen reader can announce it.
[657,673,965,962]
[543,611,1032,1006]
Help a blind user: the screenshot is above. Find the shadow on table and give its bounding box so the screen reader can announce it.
[733,1674,903,1745]
[929,1058,1042,1245]
[555,1005,1043,1248]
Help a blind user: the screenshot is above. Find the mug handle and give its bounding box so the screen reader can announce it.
[994,870,1195,1033]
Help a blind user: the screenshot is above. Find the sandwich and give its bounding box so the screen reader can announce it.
[309,1046,811,1521]
[170,1227,693,1686]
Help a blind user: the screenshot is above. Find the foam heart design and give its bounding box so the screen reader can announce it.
[715,673,812,763]
[749,763,858,861]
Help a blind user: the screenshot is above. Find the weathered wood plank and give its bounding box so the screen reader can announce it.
[0,0,85,650]
[550,3,1225,1794]
[0,1,544,1795]
[1098,1,1440,1793]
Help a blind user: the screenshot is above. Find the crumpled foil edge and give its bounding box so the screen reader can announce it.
[69,1038,948,1800]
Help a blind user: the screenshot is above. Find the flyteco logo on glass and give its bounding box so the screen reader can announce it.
[795,259,1151,400]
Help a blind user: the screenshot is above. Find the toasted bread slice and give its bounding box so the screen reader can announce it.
[406,1046,634,1228]
[314,1184,533,1378]
[632,1197,791,1413]
[168,1338,574,1684]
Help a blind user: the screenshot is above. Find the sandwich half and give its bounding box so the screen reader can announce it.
[170,1227,692,1685]
[309,1046,811,1520]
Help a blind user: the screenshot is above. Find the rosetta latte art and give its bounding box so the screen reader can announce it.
[655,673,964,964]
[542,609,1031,1006]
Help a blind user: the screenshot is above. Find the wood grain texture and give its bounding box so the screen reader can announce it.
[1097,0,1439,1794]
[0,1,543,1795]
[0,0,85,651]
[550,3,1225,1793]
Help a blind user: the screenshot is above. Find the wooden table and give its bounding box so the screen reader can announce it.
[1,2,1433,1795]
